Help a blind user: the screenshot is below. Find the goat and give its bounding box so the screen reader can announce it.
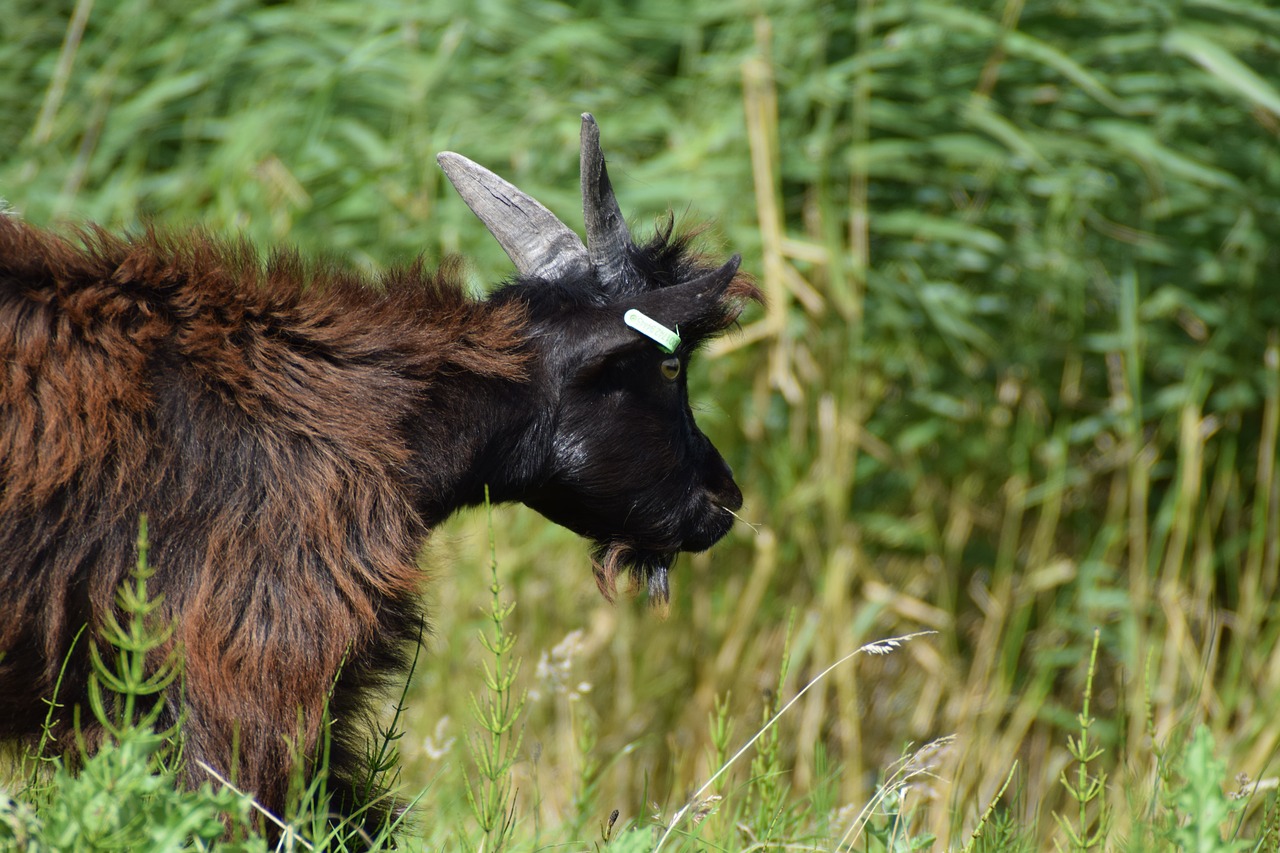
[0,114,758,830]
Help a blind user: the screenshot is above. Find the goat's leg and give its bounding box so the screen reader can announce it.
[174,594,363,827]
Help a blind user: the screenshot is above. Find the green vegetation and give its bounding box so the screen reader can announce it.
[4,0,1280,848]
[1,520,263,851]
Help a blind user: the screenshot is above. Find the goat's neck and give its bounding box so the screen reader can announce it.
[406,369,550,526]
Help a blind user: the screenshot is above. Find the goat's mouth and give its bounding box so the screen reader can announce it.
[683,500,737,552]
[589,507,737,604]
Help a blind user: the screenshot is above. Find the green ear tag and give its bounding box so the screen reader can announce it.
[624,309,680,354]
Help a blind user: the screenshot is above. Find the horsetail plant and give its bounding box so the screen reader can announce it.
[462,489,527,852]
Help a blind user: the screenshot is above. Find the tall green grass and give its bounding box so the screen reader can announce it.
[4,0,1280,848]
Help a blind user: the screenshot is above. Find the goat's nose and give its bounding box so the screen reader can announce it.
[716,477,744,512]
[707,455,743,511]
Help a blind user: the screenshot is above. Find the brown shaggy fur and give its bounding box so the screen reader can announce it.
[0,217,527,824]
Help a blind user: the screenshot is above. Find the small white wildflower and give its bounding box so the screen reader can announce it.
[832,801,860,827]
[532,629,591,701]
[422,715,454,760]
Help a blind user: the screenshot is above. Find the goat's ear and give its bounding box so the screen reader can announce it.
[588,254,743,357]
[626,254,741,334]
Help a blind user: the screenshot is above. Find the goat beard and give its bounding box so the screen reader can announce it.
[591,541,674,606]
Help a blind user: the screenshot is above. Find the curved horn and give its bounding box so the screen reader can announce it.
[580,113,637,292]
[437,151,589,280]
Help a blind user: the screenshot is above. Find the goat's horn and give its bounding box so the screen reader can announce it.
[580,113,637,292]
[437,151,589,280]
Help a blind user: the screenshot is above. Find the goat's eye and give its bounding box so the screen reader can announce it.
[660,357,681,382]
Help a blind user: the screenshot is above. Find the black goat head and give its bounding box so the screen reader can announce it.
[438,114,758,602]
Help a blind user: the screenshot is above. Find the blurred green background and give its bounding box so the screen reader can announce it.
[6,0,1280,846]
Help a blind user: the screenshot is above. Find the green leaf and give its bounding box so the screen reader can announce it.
[1164,28,1280,117]
[1166,726,1249,853]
